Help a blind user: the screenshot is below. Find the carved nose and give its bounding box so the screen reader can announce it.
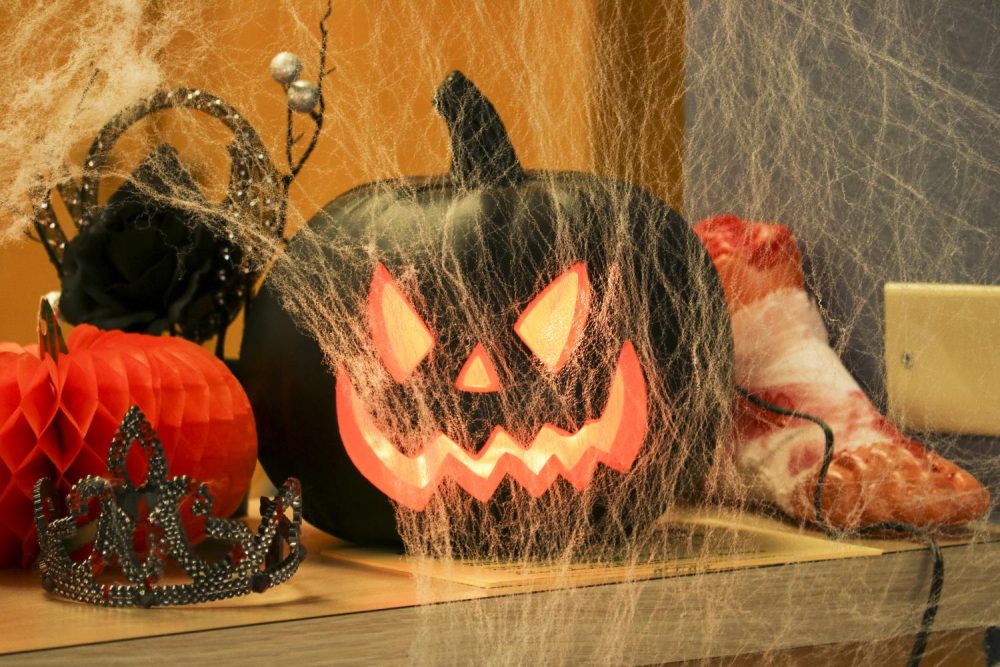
[455,343,501,393]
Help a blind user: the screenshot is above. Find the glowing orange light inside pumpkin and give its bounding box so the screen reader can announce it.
[514,263,591,373]
[336,341,648,510]
[342,261,650,509]
[368,264,434,382]
[455,343,502,392]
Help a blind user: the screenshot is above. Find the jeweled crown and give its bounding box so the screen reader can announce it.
[33,406,305,607]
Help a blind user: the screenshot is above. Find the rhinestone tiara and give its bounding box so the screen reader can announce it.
[33,406,305,607]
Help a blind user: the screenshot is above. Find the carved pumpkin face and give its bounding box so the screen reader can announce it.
[338,260,648,511]
[240,71,731,549]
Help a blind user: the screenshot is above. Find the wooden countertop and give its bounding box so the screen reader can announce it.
[1,514,998,665]
[0,523,489,655]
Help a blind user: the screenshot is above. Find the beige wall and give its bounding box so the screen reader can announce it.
[0,1,684,354]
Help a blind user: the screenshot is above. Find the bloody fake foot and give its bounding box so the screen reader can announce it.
[694,214,990,529]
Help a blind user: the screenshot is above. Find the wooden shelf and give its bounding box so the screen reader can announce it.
[1,516,998,665]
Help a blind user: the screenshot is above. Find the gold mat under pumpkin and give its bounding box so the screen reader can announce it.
[325,508,998,590]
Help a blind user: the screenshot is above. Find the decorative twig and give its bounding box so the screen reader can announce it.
[272,1,332,240]
[287,2,332,181]
[271,2,335,244]
[285,105,295,176]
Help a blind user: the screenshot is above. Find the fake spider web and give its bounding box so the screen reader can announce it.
[1,1,998,665]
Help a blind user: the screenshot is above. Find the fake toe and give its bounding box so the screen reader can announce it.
[791,441,991,529]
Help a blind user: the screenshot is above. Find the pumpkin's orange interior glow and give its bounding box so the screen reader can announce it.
[368,264,434,382]
[337,341,648,510]
[514,263,591,373]
[342,261,648,509]
[455,342,501,392]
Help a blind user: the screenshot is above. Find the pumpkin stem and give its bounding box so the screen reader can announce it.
[433,71,524,189]
[37,297,67,361]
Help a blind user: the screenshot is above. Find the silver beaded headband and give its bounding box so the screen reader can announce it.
[33,406,305,607]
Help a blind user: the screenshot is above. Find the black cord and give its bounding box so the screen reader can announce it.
[737,387,834,524]
[736,385,943,667]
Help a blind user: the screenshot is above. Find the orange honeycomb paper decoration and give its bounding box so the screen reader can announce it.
[0,301,257,567]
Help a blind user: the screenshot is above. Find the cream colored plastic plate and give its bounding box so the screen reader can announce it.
[885,282,1000,435]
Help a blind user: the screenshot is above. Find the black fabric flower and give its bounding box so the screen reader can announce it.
[59,144,241,342]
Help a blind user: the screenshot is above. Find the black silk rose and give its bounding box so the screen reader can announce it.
[60,145,241,343]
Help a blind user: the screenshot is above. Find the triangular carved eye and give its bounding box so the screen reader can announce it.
[514,263,591,373]
[368,264,434,382]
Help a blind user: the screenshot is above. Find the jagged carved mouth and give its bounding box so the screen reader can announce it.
[335,341,649,510]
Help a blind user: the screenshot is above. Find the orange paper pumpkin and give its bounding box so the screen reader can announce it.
[0,305,257,567]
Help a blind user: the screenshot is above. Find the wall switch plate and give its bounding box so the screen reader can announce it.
[885,283,1000,436]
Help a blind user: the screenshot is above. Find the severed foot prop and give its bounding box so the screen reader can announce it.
[694,214,990,529]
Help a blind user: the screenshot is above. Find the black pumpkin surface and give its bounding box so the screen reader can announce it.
[240,72,732,551]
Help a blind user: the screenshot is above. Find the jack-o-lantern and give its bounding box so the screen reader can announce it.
[240,72,731,550]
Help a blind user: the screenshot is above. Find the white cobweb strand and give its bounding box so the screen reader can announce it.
[684,0,999,387]
[0,0,183,239]
[0,0,996,664]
